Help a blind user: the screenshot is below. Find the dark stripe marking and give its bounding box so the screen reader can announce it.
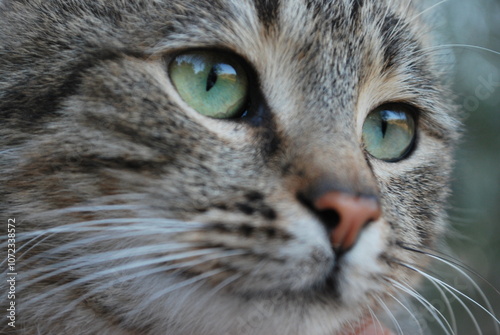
[254,0,280,29]
[350,0,365,21]
[1,48,147,125]
[379,13,402,70]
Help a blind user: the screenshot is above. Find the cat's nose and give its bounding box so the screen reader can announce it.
[313,192,381,252]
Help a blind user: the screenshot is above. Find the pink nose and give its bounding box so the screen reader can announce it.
[314,192,381,251]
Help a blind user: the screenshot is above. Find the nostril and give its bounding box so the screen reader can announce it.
[316,209,340,232]
[297,193,341,233]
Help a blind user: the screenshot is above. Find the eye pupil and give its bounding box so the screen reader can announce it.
[381,116,388,137]
[206,66,218,92]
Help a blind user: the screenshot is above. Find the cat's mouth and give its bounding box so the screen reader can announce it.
[323,261,343,297]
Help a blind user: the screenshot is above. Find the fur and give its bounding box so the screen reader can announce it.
[0,0,459,334]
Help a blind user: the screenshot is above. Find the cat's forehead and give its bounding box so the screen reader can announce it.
[159,1,407,56]
[157,0,428,52]
[0,0,454,142]
[153,0,446,137]
[157,0,434,103]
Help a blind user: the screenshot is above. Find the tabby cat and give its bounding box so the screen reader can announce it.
[0,0,463,334]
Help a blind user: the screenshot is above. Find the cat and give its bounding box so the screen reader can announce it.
[0,0,469,334]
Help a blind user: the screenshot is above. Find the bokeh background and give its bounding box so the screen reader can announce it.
[416,0,500,333]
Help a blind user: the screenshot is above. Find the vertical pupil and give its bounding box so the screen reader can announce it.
[206,65,219,91]
[380,113,388,138]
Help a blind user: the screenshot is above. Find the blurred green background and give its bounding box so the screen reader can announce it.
[418,0,500,334]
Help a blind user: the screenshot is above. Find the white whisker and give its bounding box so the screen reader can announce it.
[421,44,500,56]
[396,254,459,334]
[3,218,204,243]
[387,292,424,335]
[401,263,500,323]
[0,233,53,267]
[410,0,448,22]
[401,244,496,290]
[400,243,500,331]
[367,305,385,335]
[377,296,404,335]
[43,204,145,215]
[399,262,497,334]
[389,278,454,335]
[20,229,198,263]
[143,268,226,307]
[23,247,227,306]
[426,274,458,334]
[425,252,499,333]
[195,272,243,306]
[47,250,246,322]
[19,245,209,293]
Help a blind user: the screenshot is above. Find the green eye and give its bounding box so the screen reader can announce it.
[362,104,416,162]
[169,51,249,119]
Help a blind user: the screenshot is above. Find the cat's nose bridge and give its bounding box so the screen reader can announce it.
[288,141,380,198]
[312,191,381,252]
[283,126,383,250]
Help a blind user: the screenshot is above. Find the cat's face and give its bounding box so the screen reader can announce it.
[0,0,459,334]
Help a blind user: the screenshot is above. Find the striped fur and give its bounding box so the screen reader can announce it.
[0,0,459,334]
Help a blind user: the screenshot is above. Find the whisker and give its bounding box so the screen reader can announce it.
[388,278,454,335]
[20,229,199,264]
[399,244,492,286]
[23,247,228,307]
[410,0,448,22]
[421,44,500,57]
[398,262,497,333]
[428,255,499,334]
[387,292,424,335]
[447,214,476,225]
[0,233,53,267]
[43,204,145,215]
[343,321,356,335]
[426,273,458,334]
[47,250,247,322]
[392,255,459,334]
[195,271,244,307]
[0,218,204,243]
[367,305,385,335]
[376,296,404,335]
[143,268,227,307]
[19,245,208,292]
[400,243,500,333]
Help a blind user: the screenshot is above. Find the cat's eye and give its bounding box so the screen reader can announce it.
[169,51,249,119]
[362,104,416,162]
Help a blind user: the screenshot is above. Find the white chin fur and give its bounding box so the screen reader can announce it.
[339,220,389,306]
[117,220,388,335]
